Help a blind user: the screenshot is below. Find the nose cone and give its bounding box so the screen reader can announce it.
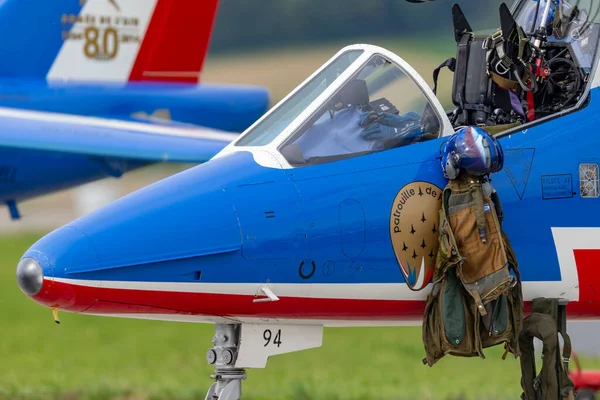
[18,226,101,312]
[16,258,43,296]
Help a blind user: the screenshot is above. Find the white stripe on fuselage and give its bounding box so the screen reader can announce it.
[47,0,158,82]
[0,106,238,142]
[52,278,579,302]
[84,312,423,327]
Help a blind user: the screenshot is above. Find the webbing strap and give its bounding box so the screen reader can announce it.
[557,302,574,395]
[490,71,519,90]
[501,230,521,282]
[471,289,488,316]
[494,36,514,72]
[432,57,456,95]
[562,332,572,371]
[516,26,530,62]
[488,26,534,93]
[527,89,536,121]
[440,188,466,267]
[558,302,572,372]
[470,183,487,243]
[462,103,492,112]
[454,33,471,106]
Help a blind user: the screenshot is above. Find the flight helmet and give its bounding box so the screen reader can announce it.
[441,126,504,180]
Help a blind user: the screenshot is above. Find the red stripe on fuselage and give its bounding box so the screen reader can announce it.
[128,0,219,83]
[32,279,600,321]
[572,249,600,314]
[32,280,425,320]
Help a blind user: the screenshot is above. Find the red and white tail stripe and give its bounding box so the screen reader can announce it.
[47,0,218,83]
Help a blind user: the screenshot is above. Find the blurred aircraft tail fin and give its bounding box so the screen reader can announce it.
[0,0,220,84]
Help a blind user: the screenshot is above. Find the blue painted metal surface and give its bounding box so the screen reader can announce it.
[0,147,148,204]
[0,80,270,132]
[0,0,82,79]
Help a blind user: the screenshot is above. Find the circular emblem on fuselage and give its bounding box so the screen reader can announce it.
[390,181,443,291]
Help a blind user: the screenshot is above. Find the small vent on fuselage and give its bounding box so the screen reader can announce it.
[182,270,202,281]
[264,211,275,219]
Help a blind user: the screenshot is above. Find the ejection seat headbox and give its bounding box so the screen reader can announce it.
[329,79,370,111]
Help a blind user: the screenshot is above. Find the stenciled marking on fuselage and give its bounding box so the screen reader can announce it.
[541,174,574,200]
[503,148,535,200]
[298,260,316,280]
[389,181,443,291]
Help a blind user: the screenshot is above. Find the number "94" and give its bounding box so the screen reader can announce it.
[263,329,282,347]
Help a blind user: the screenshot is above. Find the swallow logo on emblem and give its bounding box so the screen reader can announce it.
[389,181,443,291]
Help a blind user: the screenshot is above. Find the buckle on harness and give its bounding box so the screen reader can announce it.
[483,30,503,51]
[495,60,510,76]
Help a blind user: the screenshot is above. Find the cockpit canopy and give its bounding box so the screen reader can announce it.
[279,54,446,166]
[233,46,451,166]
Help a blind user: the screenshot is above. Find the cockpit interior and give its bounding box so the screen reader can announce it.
[442,0,598,132]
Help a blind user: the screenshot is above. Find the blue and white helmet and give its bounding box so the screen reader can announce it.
[441,126,504,180]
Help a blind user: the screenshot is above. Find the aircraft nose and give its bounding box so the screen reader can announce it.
[18,226,101,312]
[16,258,43,296]
[17,152,255,316]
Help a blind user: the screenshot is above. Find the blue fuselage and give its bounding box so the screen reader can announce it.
[19,88,600,324]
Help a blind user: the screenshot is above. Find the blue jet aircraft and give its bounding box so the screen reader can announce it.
[0,0,269,219]
[16,1,600,399]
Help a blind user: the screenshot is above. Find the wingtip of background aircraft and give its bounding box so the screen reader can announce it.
[0,106,240,164]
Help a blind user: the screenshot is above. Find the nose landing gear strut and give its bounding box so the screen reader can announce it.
[205,324,246,400]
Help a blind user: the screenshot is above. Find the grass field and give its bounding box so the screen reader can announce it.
[2,234,600,400]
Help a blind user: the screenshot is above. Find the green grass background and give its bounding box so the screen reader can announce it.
[2,234,599,400]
